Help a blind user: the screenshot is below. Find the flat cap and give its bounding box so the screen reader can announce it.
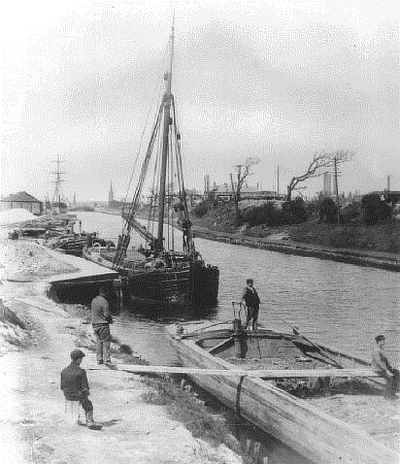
[70,349,85,361]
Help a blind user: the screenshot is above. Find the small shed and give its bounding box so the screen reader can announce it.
[1,191,43,215]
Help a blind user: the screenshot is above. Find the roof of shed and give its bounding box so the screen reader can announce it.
[1,191,42,203]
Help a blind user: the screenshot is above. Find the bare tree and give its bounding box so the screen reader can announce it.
[286,150,353,202]
[230,157,260,221]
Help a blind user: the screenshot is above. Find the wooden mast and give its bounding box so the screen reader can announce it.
[156,21,175,252]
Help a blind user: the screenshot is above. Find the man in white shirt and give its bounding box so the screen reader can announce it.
[91,288,113,365]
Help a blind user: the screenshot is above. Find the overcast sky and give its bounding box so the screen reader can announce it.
[1,0,399,202]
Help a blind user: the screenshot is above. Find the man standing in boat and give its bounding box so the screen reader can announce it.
[372,334,399,398]
[241,278,261,330]
[91,288,113,365]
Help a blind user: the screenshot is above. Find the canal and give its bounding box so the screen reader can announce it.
[77,211,399,462]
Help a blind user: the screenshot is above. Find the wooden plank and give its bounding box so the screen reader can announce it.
[51,275,119,286]
[88,363,380,379]
[207,337,234,354]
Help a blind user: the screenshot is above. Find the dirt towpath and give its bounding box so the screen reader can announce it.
[0,293,242,464]
[0,238,242,464]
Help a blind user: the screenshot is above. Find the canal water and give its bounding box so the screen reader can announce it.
[77,211,399,463]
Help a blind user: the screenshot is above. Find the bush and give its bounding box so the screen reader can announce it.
[388,229,400,253]
[319,197,338,224]
[305,201,320,221]
[340,202,361,224]
[282,198,307,223]
[193,200,215,218]
[328,227,362,248]
[241,199,308,227]
[241,202,291,227]
[361,194,392,225]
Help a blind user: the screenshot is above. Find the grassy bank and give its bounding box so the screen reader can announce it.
[192,204,399,253]
[141,375,255,464]
[288,222,399,252]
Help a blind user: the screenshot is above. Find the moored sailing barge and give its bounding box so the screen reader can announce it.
[84,23,219,310]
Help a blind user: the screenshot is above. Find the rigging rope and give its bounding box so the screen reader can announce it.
[122,41,169,207]
[148,121,162,239]
[167,134,172,249]
[169,127,175,251]
[171,95,195,255]
[114,39,171,266]
[112,104,163,267]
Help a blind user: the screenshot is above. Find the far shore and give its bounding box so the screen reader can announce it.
[79,208,400,271]
[191,225,400,272]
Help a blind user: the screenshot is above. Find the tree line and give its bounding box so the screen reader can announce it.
[195,149,395,228]
[194,192,395,227]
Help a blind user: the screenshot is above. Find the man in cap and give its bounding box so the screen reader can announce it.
[91,287,113,365]
[372,334,399,398]
[241,278,261,330]
[61,349,95,427]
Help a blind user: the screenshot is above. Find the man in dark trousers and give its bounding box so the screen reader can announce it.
[91,287,113,365]
[241,278,261,330]
[61,349,95,427]
[372,334,399,398]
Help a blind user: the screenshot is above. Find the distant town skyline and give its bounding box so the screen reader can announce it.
[2,0,399,202]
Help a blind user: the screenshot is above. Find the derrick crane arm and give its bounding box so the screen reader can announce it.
[112,104,163,267]
[122,214,158,244]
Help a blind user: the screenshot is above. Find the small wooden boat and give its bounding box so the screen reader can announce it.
[48,232,115,257]
[166,316,398,464]
[52,236,88,256]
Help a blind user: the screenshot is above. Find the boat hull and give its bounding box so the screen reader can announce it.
[167,326,398,464]
[123,262,219,309]
[82,246,219,311]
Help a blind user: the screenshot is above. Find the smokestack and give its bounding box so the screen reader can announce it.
[204,175,210,193]
[387,175,391,192]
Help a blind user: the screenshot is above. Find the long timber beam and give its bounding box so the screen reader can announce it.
[88,364,380,379]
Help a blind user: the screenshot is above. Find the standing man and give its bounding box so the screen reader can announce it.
[372,334,399,398]
[91,287,113,365]
[61,349,95,427]
[241,278,261,330]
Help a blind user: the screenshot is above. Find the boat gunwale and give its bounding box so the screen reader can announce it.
[167,325,398,463]
[180,325,374,368]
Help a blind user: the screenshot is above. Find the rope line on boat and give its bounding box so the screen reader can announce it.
[273,316,344,368]
[122,41,169,207]
[184,320,233,335]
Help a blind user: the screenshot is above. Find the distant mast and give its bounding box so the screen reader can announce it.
[52,155,66,210]
[157,21,175,251]
[109,180,115,206]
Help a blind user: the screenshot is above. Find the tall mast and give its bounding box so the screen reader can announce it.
[52,155,65,205]
[157,21,175,251]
